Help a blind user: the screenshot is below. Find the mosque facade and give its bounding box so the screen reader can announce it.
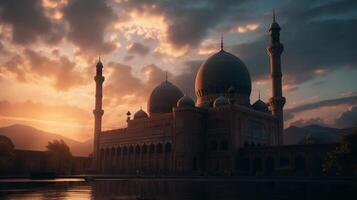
[92,15,290,175]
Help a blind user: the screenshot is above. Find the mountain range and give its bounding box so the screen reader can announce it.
[0,124,92,156]
[283,124,354,145]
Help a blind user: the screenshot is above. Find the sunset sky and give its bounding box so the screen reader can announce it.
[0,0,356,142]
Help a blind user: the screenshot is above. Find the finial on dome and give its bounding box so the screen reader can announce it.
[258,90,261,100]
[165,71,168,82]
[220,32,224,50]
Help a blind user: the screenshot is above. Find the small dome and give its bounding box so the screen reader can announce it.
[252,99,269,112]
[177,95,195,108]
[213,96,229,108]
[133,109,148,119]
[148,80,184,114]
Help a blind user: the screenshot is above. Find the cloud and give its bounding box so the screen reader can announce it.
[128,42,150,56]
[334,106,357,128]
[105,62,146,105]
[119,0,248,49]
[63,0,117,55]
[123,55,134,62]
[235,23,259,33]
[0,42,11,56]
[1,55,26,82]
[0,49,87,91]
[172,60,202,97]
[103,61,199,108]
[24,49,87,91]
[0,0,63,45]
[231,0,357,86]
[285,95,357,120]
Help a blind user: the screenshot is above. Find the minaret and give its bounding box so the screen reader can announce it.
[267,10,285,145]
[92,58,105,170]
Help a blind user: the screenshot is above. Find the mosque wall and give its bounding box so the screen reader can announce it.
[173,107,206,173]
[96,104,279,175]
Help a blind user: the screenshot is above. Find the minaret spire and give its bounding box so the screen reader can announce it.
[92,59,105,171]
[273,8,276,23]
[220,32,224,50]
[267,9,285,145]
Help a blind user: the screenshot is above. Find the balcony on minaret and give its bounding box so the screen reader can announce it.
[93,109,104,117]
[94,75,105,83]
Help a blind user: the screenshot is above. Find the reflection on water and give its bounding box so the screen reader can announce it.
[0,178,85,183]
[0,178,354,200]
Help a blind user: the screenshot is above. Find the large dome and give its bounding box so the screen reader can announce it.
[195,49,251,106]
[148,80,184,114]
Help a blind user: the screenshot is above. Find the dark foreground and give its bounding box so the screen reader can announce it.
[0,177,355,200]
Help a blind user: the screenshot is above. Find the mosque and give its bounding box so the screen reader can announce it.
[91,14,334,175]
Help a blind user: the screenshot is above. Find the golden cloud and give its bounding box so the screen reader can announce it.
[234,23,259,33]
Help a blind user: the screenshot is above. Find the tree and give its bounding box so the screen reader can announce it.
[46,139,72,174]
[0,135,15,172]
[323,128,357,176]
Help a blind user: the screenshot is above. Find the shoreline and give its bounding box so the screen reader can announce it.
[0,175,353,183]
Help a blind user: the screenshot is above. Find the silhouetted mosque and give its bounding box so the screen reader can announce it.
[92,13,336,175]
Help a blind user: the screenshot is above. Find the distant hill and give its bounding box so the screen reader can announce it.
[284,124,354,145]
[0,124,92,156]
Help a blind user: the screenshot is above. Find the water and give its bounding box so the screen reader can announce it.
[0,178,354,200]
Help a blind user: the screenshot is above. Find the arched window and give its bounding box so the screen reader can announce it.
[150,144,155,153]
[135,145,140,154]
[100,148,104,157]
[220,139,228,150]
[111,147,115,156]
[210,140,218,151]
[142,144,148,154]
[265,157,275,173]
[156,143,163,153]
[165,142,172,153]
[105,148,109,157]
[295,155,305,171]
[129,146,134,154]
[193,157,198,171]
[123,146,128,155]
[239,158,250,171]
[244,142,249,147]
[279,157,290,168]
[253,158,262,172]
[116,147,121,155]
